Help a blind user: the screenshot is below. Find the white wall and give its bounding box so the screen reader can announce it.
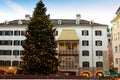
[55,25,108,68]
[0,25,26,62]
[0,24,108,68]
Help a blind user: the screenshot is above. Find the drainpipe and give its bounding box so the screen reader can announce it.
[91,20,94,76]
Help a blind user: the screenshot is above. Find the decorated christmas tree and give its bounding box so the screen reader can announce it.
[20,0,59,75]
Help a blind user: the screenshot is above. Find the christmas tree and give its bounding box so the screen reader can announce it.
[20,0,59,75]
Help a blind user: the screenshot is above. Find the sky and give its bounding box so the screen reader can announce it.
[0,0,120,26]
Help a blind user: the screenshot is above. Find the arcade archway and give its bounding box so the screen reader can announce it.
[0,68,6,74]
[81,70,92,77]
[94,70,104,77]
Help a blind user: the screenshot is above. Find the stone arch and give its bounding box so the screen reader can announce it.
[80,70,92,77]
[94,70,104,77]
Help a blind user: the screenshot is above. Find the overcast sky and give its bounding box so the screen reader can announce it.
[0,0,120,26]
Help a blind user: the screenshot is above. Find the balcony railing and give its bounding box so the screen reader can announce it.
[59,50,78,54]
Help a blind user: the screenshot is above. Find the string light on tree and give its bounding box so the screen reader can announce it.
[17,0,59,75]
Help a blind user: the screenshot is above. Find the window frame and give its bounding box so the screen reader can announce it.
[95,40,102,46]
[96,51,103,56]
[14,40,20,45]
[21,30,26,36]
[82,50,89,56]
[95,30,102,36]
[96,62,103,67]
[12,61,19,66]
[82,40,89,46]
[82,30,89,36]
[82,61,89,67]
[4,61,11,66]
[14,30,20,36]
[13,50,19,55]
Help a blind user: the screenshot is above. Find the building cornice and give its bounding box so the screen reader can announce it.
[112,13,120,24]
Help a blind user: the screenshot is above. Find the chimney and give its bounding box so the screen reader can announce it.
[76,14,81,24]
[4,20,9,25]
[25,14,30,20]
[18,20,23,25]
[58,19,62,25]
[89,20,94,24]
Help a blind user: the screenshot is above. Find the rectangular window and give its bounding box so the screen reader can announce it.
[0,40,12,45]
[5,31,13,36]
[14,30,20,36]
[20,50,24,55]
[0,50,11,55]
[82,40,89,46]
[83,62,89,67]
[12,61,19,67]
[0,60,4,66]
[0,41,2,45]
[21,40,25,45]
[4,41,9,45]
[21,30,26,36]
[13,50,19,55]
[0,50,4,55]
[82,51,89,56]
[96,51,102,56]
[95,30,102,36]
[4,61,11,66]
[95,41,102,46]
[14,40,20,45]
[82,30,89,36]
[5,50,12,55]
[0,41,4,45]
[115,58,118,64]
[7,41,12,45]
[0,31,4,35]
[115,46,118,52]
[96,62,103,67]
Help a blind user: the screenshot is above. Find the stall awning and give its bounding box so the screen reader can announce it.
[58,30,79,40]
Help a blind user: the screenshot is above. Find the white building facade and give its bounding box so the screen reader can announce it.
[0,24,26,73]
[0,14,109,76]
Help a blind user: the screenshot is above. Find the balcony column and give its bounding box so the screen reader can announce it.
[70,41,72,54]
[64,41,66,54]
[57,42,60,53]
[77,41,79,54]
